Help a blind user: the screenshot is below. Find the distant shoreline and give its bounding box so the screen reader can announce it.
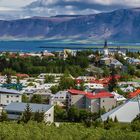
[0,40,139,52]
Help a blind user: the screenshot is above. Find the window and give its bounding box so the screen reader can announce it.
[16,95,19,98]
[7,95,9,98]
[7,100,9,103]
[49,114,51,117]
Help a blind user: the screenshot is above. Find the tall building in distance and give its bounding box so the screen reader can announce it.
[103,40,109,57]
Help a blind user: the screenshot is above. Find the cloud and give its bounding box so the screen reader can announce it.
[0,0,140,19]
[0,0,34,7]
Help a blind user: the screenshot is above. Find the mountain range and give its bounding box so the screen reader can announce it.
[0,8,140,42]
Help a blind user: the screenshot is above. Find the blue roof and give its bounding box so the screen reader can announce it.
[0,88,20,94]
[5,102,53,113]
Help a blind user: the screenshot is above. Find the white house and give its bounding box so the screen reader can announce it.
[0,88,22,106]
[111,91,126,102]
[50,91,68,106]
[5,102,54,123]
[84,83,104,90]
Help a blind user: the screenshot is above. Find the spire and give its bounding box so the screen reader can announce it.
[104,40,108,49]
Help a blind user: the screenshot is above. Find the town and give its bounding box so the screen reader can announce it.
[0,41,139,123]
[0,41,140,139]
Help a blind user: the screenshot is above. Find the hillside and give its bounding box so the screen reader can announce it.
[0,8,140,42]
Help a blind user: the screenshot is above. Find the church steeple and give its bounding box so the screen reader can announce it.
[103,40,109,57]
[104,40,108,49]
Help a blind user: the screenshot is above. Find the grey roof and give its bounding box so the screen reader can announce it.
[5,102,53,113]
[0,88,20,94]
[101,98,140,123]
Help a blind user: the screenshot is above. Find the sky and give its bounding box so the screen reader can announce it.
[0,0,140,16]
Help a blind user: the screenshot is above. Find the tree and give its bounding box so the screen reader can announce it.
[2,68,16,84]
[33,110,45,123]
[22,94,29,103]
[17,77,20,84]
[22,104,33,123]
[114,116,118,123]
[108,68,117,92]
[0,111,8,122]
[54,105,67,121]
[79,109,90,122]
[59,76,76,90]
[103,67,110,77]
[45,75,55,83]
[127,65,136,76]
[67,106,79,122]
[50,85,59,94]
[30,94,43,104]
[79,82,85,91]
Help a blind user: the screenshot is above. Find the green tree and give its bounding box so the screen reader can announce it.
[67,106,79,122]
[103,67,110,77]
[0,111,8,122]
[50,85,59,94]
[59,76,76,90]
[54,105,67,121]
[33,110,44,123]
[108,68,117,92]
[2,68,16,84]
[17,77,20,84]
[22,94,29,103]
[79,82,85,91]
[127,65,136,76]
[45,75,55,83]
[30,94,43,104]
[114,116,118,123]
[22,103,33,123]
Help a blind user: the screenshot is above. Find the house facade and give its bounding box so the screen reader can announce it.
[5,102,54,123]
[0,88,22,106]
[67,89,117,113]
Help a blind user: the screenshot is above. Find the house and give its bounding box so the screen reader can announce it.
[128,89,140,98]
[5,102,54,123]
[38,73,63,82]
[110,59,123,68]
[100,57,111,66]
[101,96,140,123]
[42,50,55,57]
[111,91,126,102]
[67,89,116,113]
[86,91,116,113]
[50,91,68,107]
[127,58,140,65]
[121,86,135,93]
[118,82,140,88]
[67,89,87,109]
[76,76,96,82]
[34,89,52,100]
[59,49,77,60]
[0,88,22,106]
[84,83,104,90]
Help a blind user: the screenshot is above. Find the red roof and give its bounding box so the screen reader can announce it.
[86,90,114,99]
[128,89,140,98]
[16,73,29,78]
[68,89,92,95]
[68,89,114,99]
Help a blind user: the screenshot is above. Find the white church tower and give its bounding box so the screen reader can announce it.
[103,40,109,57]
